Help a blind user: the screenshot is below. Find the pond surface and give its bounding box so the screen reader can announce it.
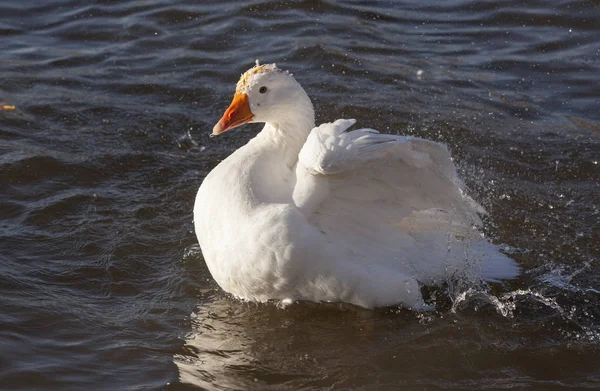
[1,0,599,390]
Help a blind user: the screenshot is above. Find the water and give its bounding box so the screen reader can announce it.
[1,0,598,389]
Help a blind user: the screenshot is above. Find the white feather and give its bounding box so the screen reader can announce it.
[294,118,518,289]
[195,66,519,310]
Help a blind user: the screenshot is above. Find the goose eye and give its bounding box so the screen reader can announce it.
[259,86,267,94]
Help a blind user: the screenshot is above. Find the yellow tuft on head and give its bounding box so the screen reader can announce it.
[235,62,280,94]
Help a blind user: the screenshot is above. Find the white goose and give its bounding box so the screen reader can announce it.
[194,62,519,309]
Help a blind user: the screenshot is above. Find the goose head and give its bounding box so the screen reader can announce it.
[212,62,314,136]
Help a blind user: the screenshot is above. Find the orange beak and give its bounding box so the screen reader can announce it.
[212,93,253,135]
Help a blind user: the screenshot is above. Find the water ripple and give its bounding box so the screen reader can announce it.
[1,0,599,389]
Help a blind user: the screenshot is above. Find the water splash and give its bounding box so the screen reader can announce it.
[182,244,202,260]
[447,259,600,344]
[176,129,200,150]
[536,259,597,294]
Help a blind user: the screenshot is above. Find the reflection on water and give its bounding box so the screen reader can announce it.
[176,290,600,389]
[174,252,600,390]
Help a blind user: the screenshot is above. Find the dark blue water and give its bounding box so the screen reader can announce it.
[1,1,599,390]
